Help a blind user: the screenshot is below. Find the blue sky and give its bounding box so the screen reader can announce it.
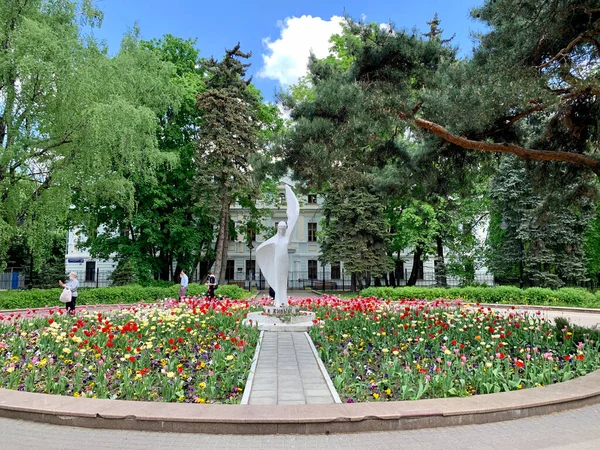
[92,0,485,101]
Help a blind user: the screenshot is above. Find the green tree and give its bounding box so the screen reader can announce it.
[584,205,600,283]
[196,44,261,283]
[320,185,393,291]
[0,0,179,272]
[487,157,595,288]
[79,34,210,282]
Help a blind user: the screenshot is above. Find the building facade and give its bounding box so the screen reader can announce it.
[65,183,493,288]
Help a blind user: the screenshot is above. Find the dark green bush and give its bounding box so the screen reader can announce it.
[360,286,600,308]
[0,282,250,310]
[214,284,249,300]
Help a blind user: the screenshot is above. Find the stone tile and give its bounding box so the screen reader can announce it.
[304,396,334,404]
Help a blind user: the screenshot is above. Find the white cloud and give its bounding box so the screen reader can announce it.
[259,15,344,87]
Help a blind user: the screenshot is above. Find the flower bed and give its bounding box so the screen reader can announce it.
[298,295,600,403]
[0,298,261,403]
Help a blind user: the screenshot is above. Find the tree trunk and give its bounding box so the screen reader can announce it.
[434,235,447,287]
[407,246,423,286]
[213,195,230,284]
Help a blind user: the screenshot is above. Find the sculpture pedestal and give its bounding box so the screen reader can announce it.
[243,307,317,332]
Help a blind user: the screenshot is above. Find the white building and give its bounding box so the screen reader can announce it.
[66,182,493,288]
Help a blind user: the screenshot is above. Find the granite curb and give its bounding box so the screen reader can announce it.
[0,369,598,435]
[240,330,264,405]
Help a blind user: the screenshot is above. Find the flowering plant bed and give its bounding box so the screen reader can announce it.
[0,298,261,403]
[297,295,600,403]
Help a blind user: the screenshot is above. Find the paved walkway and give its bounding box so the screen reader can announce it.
[0,405,598,449]
[248,332,337,405]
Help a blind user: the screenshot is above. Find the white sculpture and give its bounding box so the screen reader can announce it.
[255,185,299,307]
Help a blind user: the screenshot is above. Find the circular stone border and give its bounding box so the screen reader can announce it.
[0,300,599,434]
[0,370,598,435]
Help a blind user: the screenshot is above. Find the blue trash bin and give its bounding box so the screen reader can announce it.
[11,272,19,289]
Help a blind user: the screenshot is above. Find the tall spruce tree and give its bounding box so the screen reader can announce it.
[487,157,596,287]
[320,185,393,291]
[196,45,260,283]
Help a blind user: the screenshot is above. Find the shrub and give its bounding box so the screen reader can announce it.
[359,286,600,308]
[0,282,247,310]
[215,284,250,300]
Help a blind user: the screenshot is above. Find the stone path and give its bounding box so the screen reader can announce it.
[248,332,338,405]
[0,405,598,449]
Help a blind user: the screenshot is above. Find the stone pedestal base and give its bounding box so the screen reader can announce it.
[243,308,317,332]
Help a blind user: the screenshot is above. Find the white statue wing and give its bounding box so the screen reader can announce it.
[255,235,278,288]
[285,185,300,238]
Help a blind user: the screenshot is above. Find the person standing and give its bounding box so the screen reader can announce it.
[179,269,189,299]
[206,271,217,301]
[59,272,79,314]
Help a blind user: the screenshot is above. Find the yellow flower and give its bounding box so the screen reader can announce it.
[373,393,380,399]
[6,367,14,373]
[226,355,234,361]
[385,388,391,395]
[444,349,451,355]
[338,367,343,373]
[198,382,206,389]
[62,348,71,354]
[166,371,175,378]
[381,348,389,353]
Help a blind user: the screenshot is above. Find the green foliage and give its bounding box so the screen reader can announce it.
[108,260,136,286]
[487,157,596,288]
[196,44,270,282]
[321,186,393,282]
[584,205,600,280]
[0,1,180,272]
[79,34,212,282]
[554,316,600,345]
[360,285,600,308]
[214,284,248,300]
[0,282,246,309]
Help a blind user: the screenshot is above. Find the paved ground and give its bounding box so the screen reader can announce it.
[528,309,600,328]
[248,332,336,405]
[0,405,598,449]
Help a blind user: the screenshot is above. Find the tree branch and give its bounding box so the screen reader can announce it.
[399,113,600,175]
[538,30,600,69]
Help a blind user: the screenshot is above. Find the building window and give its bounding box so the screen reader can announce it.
[246,260,256,279]
[225,260,235,281]
[331,262,341,280]
[308,260,318,280]
[85,261,96,282]
[308,222,317,242]
[307,194,317,204]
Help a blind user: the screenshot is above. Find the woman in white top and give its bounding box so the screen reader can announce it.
[59,272,79,314]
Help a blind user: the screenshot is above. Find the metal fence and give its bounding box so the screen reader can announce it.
[0,271,25,290]
[4,267,599,292]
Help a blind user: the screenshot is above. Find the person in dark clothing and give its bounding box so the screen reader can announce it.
[206,271,217,301]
